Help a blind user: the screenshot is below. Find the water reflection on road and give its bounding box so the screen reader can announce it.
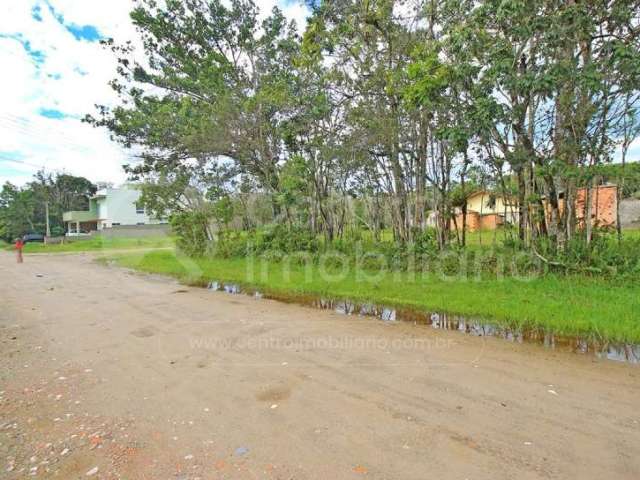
[206,280,639,364]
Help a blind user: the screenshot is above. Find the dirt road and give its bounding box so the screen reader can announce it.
[1,251,639,479]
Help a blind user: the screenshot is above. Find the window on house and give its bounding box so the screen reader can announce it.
[135,202,144,214]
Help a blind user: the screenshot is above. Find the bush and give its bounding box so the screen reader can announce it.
[214,230,249,258]
[267,224,318,253]
[530,230,640,279]
[173,218,640,281]
[170,211,211,257]
[409,227,438,254]
[210,224,320,259]
[249,225,319,255]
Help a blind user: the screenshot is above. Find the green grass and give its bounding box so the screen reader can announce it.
[463,228,511,247]
[360,226,640,247]
[104,249,640,344]
[623,228,640,240]
[18,236,175,253]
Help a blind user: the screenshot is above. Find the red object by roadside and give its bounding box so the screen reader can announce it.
[15,239,24,263]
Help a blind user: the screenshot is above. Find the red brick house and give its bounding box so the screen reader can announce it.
[575,184,617,228]
[545,184,618,229]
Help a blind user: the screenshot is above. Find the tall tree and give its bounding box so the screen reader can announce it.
[88,0,303,222]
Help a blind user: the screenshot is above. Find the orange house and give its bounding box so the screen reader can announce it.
[452,191,518,233]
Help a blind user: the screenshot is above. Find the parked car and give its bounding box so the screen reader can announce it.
[22,233,45,243]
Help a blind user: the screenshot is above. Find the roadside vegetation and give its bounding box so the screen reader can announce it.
[15,236,174,253]
[208,225,640,279]
[84,0,640,269]
[83,0,640,345]
[87,0,640,254]
[106,248,640,344]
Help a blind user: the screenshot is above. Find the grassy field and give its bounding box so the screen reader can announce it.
[104,249,640,344]
[16,236,175,253]
[351,228,511,246]
[359,226,640,247]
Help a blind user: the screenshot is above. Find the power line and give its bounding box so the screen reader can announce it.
[0,157,47,170]
[0,114,95,139]
[0,118,113,156]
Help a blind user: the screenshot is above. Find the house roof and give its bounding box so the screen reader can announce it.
[467,190,517,201]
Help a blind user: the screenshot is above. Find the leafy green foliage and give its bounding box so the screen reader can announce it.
[0,173,95,241]
[533,230,640,278]
[0,183,36,241]
[215,224,319,258]
[88,0,640,267]
[170,211,211,257]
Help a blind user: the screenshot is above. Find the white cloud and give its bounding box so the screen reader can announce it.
[0,0,309,187]
[258,0,310,32]
[0,0,136,186]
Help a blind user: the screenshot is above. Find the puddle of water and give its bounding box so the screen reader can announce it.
[203,279,640,364]
[381,308,396,322]
[600,344,640,363]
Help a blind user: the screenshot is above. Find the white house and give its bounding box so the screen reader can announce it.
[63,186,166,235]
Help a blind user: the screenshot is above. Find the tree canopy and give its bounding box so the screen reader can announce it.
[0,172,96,241]
[88,0,640,252]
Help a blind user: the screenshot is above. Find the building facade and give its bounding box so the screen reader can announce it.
[452,191,519,233]
[63,186,166,235]
[451,185,619,233]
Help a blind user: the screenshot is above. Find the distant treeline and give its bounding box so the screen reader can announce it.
[0,171,95,241]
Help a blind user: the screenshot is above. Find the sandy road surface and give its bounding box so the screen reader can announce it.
[1,251,639,479]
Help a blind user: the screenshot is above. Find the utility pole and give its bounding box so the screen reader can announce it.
[38,164,52,238]
[45,200,51,237]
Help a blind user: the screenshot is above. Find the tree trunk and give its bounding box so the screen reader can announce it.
[516,168,526,245]
[585,178,593,247]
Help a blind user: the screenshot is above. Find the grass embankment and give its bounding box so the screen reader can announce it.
[105,249,640,344]
[17,236,175,253]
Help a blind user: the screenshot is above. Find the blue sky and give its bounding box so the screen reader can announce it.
[0,0,309,186]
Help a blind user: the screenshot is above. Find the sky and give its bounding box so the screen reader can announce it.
[2,1,636,189]
[0,0,310,187]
